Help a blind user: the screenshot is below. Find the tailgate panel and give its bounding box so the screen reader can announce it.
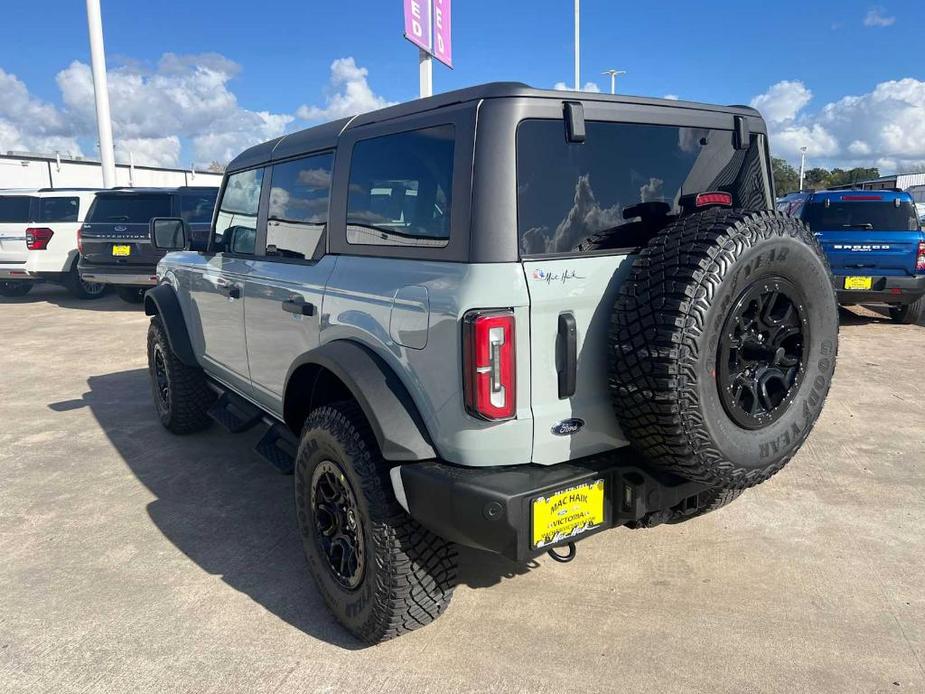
[522,255,634,465]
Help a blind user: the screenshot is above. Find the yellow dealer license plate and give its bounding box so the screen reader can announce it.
[844,276,872,290]
[112,245,131,257]
[532,480,605,549]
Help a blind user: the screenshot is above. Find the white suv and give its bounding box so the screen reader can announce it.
[0,189,107,299]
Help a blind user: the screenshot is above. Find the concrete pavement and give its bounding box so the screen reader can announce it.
[1,284,923,693]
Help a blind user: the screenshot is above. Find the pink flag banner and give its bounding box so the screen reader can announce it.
[403,0,432,52]
[432,0,453,68]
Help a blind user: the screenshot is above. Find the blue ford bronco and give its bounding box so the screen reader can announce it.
[143,83,839,642]
[779,189,925,324]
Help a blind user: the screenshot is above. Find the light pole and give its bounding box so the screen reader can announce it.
[85,0,116,188]
[799,146,808,192]
[574,0,580,90]
[602,69,626,94]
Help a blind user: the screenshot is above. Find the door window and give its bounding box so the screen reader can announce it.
[38,197,79,222]
[214,168,264,254]
[180,191,218,224]
[266,152,334,260]
[0,196,34,223]
[346,125,454,248]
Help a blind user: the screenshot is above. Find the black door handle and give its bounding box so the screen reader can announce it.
[282,297,315,316]
[557,312,577,399]
[221,285,241,299]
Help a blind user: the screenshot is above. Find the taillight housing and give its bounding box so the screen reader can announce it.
[77,226,84,255]
[916,241,925,273]
[26,227,54,250]
[463,309,516,420]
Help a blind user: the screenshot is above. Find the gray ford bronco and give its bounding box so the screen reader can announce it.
[144,83,839,643]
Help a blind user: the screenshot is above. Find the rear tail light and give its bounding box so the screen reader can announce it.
[463,310,516,420]
[26,227,54,250]
[916,241,925,273]
[77,226,84,255]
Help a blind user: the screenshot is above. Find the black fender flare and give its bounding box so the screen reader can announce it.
[144,284,198,367]
[285,341,436,462]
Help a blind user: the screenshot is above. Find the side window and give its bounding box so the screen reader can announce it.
[214,168,264,254]
[180,193,218,224]
[346,125,454,248]
[38,197,79,223]
[266,152,333,260]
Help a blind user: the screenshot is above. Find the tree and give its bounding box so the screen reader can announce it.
[803,168,830,190]
[772,157,800,196]
[207,161,226,173]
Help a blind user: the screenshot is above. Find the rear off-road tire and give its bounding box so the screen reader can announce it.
[610,209,839,489]
[146,317,214,434]
[295,402,457,644]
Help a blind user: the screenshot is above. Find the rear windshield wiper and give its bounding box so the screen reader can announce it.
[842,223,874,230]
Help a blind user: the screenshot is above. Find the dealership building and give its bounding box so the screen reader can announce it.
[0,151,222,190]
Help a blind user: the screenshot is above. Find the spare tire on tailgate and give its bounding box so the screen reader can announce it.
[609,208,838,489]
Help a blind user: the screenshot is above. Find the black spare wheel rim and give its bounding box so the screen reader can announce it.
[717,277,809,430]
[152,343,170,411]
[310,461,365,590]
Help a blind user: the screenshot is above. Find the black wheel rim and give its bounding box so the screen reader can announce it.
[310,461,365,590]
[717,277,809,429]
[152,344,170,411]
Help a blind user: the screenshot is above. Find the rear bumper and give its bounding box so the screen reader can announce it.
[78,260,157,287]
[392,449,709,562]
[0,263,31,281]
[835,274,925,304]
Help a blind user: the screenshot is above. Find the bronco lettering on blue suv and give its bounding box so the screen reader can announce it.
[143,83,839,643]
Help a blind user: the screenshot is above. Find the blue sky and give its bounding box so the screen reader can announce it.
[1,0,923,171]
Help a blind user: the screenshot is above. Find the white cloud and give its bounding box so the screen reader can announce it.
[864,6,895,27]
[0,67,83,156]
[750,80,813,125]
[553,81,601,92]
[114,136,181,168]
[55,54,293,167]
[753,78,925,171]
[296,57,394,122]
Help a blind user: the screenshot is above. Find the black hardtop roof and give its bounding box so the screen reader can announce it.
[97,186,219,195]
[227,81,764,173]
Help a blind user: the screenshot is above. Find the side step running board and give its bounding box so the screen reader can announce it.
[253,422,299,475]
[207,392,263,433]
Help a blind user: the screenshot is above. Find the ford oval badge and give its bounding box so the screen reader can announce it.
[114,225,128,232]
[551,418,585,436]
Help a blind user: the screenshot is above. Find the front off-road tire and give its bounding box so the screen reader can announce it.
[146,317,214,434]
[889,296,924,325]
[611,209,839,489]
[295,403,457,644]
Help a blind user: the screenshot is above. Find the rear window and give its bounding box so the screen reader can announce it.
[801,200,919,231]
[179,192,217,224]
[38,197,79,223]
[516,120,770,256]
[86,195,171,224]
[0,196,33,223]
[346,125,454,248]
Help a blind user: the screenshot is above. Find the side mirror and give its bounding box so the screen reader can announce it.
[226,225,256,255]
[150,217,190,251]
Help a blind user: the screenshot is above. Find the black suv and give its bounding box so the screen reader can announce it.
[78,187,217,302]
